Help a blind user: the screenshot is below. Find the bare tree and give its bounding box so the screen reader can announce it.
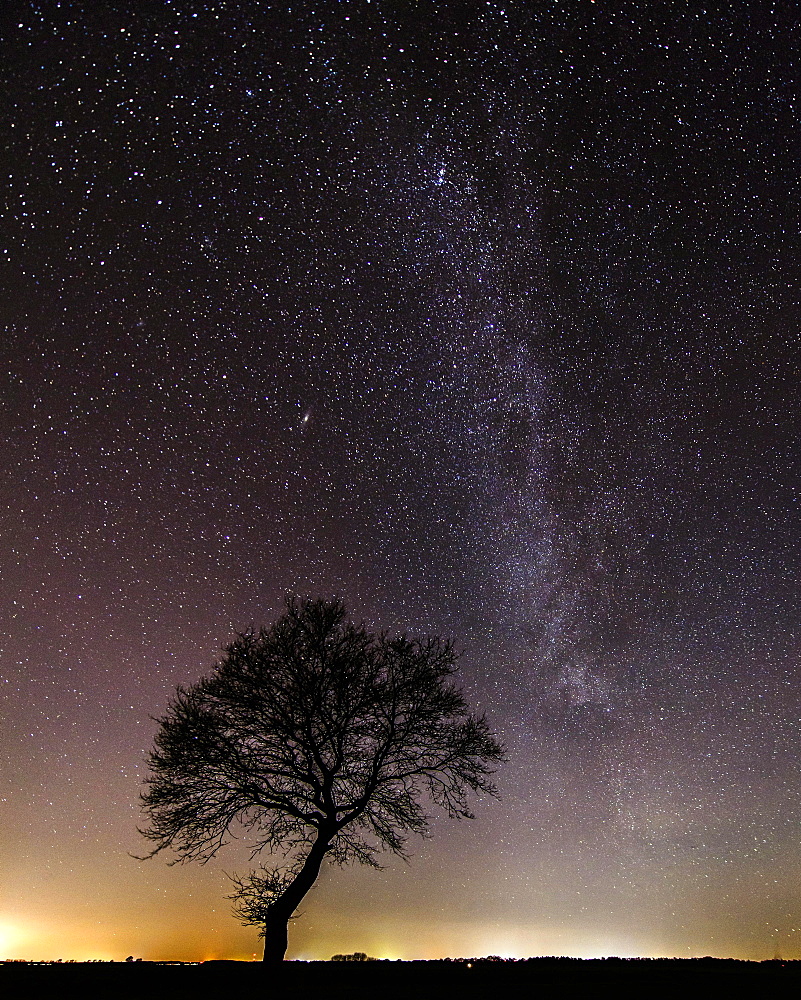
[138,597,504,962]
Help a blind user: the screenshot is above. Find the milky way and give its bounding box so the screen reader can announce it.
[2,2,799,961]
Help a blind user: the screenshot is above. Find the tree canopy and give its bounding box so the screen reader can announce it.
[139,597,504,960]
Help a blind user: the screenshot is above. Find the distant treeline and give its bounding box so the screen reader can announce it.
[3,955,800,1000]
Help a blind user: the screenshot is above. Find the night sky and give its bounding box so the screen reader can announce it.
[2,1,800,962]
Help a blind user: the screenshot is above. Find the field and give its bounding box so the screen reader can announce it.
[3,958,800,999]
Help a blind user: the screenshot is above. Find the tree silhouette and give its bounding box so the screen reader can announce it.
[138,597,504,962]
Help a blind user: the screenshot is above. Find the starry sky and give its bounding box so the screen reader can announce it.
[2,0,799,963]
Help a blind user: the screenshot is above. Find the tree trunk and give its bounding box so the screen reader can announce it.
[261,833,333,963]
[262,913,289,963]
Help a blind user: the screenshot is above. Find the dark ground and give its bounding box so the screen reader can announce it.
[3,958,801,999]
